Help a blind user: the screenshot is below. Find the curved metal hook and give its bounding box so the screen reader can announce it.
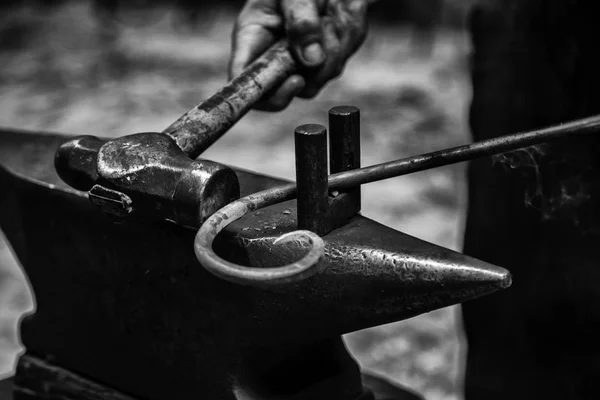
[194,183,326,286]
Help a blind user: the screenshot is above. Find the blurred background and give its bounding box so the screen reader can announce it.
[0,1,476,399]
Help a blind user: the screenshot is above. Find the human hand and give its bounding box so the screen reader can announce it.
[228,0,370,111]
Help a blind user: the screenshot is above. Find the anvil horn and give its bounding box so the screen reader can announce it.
[211,195,511,336]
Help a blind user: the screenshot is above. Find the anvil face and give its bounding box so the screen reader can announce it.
[0,129,510,399]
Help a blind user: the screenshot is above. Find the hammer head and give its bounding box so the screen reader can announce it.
[54,132,240,227]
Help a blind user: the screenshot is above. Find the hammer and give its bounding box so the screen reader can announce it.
[55,41,298,227]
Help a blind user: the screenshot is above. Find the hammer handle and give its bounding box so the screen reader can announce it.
[163,40,297,159]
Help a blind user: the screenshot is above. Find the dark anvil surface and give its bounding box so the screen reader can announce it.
[0,129,507,399]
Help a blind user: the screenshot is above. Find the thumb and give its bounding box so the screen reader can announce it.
[282,0,326,67]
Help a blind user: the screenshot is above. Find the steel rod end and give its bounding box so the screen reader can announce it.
[295,124,327,137]
[329,105,360,117]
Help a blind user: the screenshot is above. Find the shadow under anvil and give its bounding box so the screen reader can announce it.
[0,129,510,400]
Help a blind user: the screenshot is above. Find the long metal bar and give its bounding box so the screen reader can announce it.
[328,113,600,190]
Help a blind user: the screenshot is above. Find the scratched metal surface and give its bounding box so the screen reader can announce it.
[0,2,471,399]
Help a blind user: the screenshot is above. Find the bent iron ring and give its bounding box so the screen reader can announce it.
[194,182,326,286]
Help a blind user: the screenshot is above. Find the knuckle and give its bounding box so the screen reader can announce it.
[333,1,366,34]
[238,0,256,19]
[286,19,321,41]
[353,12,368,33]
[354,25,367,47]
[346,0,368,15]
[252,1,278,17]
[239,0,281,28]
[344,15,364,36]
[332,62,344,78]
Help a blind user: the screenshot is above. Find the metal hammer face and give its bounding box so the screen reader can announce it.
[54,132,240,227]
[53,41,300,227]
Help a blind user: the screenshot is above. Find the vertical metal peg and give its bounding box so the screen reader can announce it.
[329,106,361,211]
[294,124,329,236]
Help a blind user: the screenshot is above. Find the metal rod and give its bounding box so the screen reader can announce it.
[329,106,361,173]
[329,106,361,210]
[295,124,329,235]
[328,113,600,190]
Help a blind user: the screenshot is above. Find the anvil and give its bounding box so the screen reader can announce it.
[0,128,510,399]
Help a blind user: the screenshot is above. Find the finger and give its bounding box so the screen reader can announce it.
[282,0,326,67]
[254,74,306,111]
[228,0,283,79]
[296,0,368,98]
[297,17,342,99]
[335,0,368,58]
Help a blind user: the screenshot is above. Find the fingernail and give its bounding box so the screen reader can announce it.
[302,43,325,65]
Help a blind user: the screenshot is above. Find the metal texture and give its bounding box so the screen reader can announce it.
[55,132,240,227]
[0,129,510,400]
[163,40,297,158]
[295,124,329,235]
[53,135,102,190]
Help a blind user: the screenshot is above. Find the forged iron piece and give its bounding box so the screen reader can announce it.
[0,129,509,400]
[195,113,600,286]
[195,182,325,286]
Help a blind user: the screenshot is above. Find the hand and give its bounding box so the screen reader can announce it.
[228,0,370,111]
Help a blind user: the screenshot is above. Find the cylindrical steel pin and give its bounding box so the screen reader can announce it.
[294,124,329,236]
[329,106,361,210]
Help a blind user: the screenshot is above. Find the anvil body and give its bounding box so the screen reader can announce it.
[0,129,507,399]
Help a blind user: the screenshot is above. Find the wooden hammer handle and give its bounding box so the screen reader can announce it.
[162,40,297,159]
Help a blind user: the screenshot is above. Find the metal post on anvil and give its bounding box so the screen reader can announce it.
[329,106,361,213]
[294,124,329,236]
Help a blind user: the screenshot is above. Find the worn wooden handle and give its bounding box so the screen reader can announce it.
[162,40,297,159]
